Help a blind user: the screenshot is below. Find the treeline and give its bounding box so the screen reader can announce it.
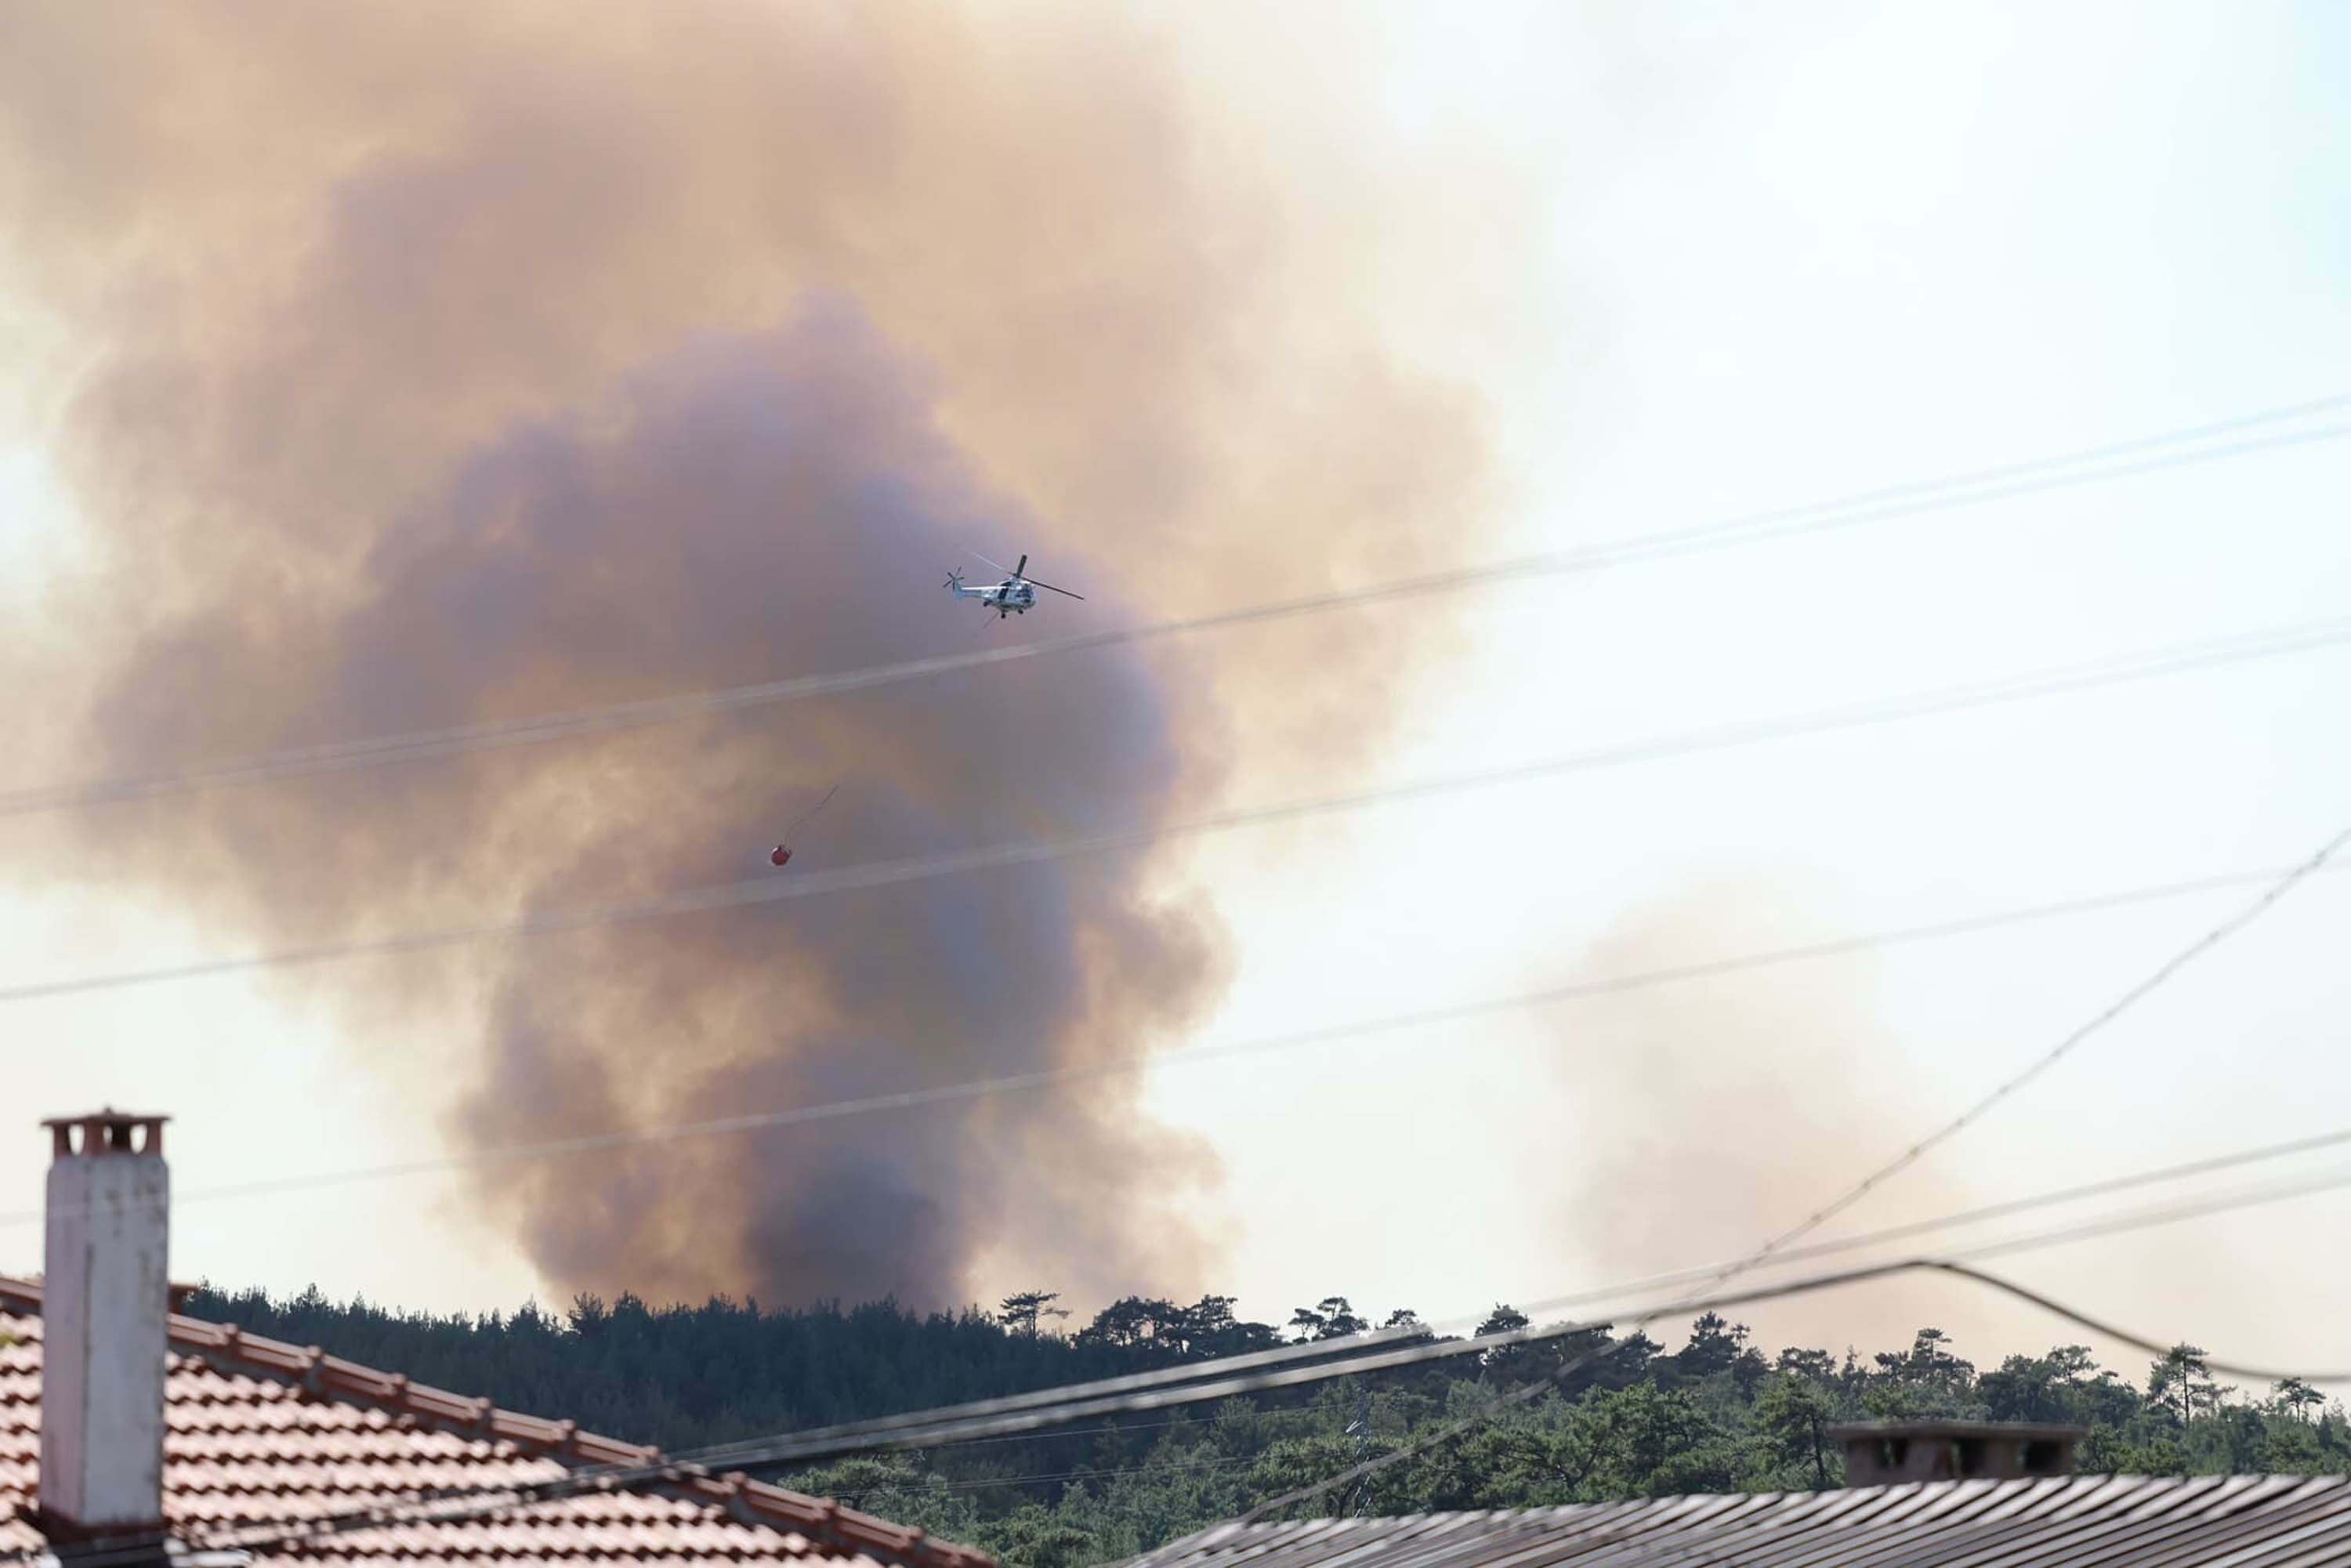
[185,1284,2351,1568]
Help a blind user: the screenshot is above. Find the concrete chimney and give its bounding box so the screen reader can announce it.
[1828,1420,2086,1487]
[39,1110,171,1538]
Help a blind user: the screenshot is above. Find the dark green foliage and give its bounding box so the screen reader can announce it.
[1751,1372,1840,1489]
[183,1282,1168,1447]
[998,1292,1070,1341]
[181,1283,2351,1568]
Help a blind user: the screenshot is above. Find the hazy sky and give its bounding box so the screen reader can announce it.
[2,0,2347,1389]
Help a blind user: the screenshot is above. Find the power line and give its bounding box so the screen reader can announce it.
[10,851,2348,1230]
[589,1154,2351,1546]
[1947,1162,2351,1269]
[25,1244,2349,1568]
[827,1450,1266,1503]
[705,1154,2351,1526]
[793,1160,2351,1471]
[705,1158,2351,1481]
[5,612,2345,1007]
[5,400,2343,820]
[783,1404,1331,1462]
[871,1155,2351,1454]
[1226,1209,2338,1529]
[690,1330,1433,1459]
[814,1155,2351,1474]
[600,1152,2351,1527]
[1739,816,2351,1269]
[1226,816,2351,1523]
[1491,1120,2351,1319]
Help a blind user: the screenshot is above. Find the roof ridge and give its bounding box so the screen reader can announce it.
[0,1275,990,1568]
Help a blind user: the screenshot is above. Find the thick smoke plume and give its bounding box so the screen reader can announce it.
[0,5,1498,1307]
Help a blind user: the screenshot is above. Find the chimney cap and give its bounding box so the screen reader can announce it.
[43,1110,169,1158]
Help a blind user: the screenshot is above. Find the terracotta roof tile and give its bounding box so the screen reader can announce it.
[0,1280,987,1568]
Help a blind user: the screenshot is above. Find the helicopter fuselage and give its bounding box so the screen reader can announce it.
[946,555,1078,618]
[951,578,1038,616]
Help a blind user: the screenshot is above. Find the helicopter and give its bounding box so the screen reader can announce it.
[768,784,838,868]
[944,553,1085,619]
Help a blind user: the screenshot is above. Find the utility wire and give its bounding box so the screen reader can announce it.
[1491,1121,2351,1319]
[793,1149,2351,1508]
[1739,817,2351,1269]
[1225,816,2351,1523]
[809,1153,2351,1465]
[4,399,2343,819]
[825,1450,1266,1503]
[734,1157,2351,1490]
[706,1157,2351,1474]
[1225,1216,2330,1530]
[11,853,2349,1229]
[24,1245,2351,1568]
[1943,1161,2351,1271]
[638,1159,2351,1494]
[5,613,2345,1007]
[778,1404,1331,1463]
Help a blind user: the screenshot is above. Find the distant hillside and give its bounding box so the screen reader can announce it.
[185,1284,2351,1568]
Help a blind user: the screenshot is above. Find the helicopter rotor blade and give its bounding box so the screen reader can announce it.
[1014,553,1027,579]
[969,550,1013,577]
[1025,578,1085,600]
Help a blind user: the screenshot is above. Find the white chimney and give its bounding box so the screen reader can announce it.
[39,1110,170,1537]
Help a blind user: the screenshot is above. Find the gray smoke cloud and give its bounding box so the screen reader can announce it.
[1541,875,1987,1358]
[0,4,1503,1308]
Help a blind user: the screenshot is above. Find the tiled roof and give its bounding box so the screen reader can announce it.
[0,1280,989,1568]
[1127,1473,2351,1567]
